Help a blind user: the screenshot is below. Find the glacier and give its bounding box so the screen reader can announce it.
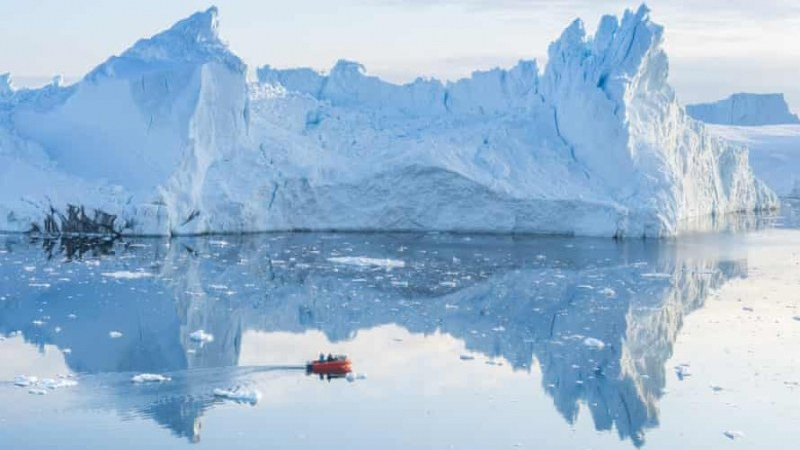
[687,93,800,126]
[0,5,777,238]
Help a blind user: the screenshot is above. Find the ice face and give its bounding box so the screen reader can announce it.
[687,93,800,126]
[0,4,778,238]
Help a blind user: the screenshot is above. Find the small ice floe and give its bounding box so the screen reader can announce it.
[346,373,367,383]
[439,281,457,288]
[583,337,606,350]
[642,273,671,279]
[41,378,77,389]
[32,320,45,326]
[327,256,405,269]
[24,266,36,272]
[28,388,48,396]
[207,284,228,290]
[723,430,744,440]
[132,373,171,383]
[675,363,692,380]
[101,271,153,280]
[209,240,229,247]
[599,287,617,298]
[390,280,409,287]
[28,283,51,288]
[460,354,476,361]
[67,314,77,320]
[14,375,38,387]
[62,348,72,354]
[492,326,506,332]
[213,387,262,404]
[109,331,123,339]
[189,330,214,344]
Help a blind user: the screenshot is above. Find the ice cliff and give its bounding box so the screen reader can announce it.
[0,5,778,237]
[687,93,800,126]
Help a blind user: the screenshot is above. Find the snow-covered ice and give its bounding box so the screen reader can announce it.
[131,373,172,383]
[327,256,405,269]
[109,331,123,338]
[583,337,606,349]
[14,375,38,387]
[101,271,153,280]
[0,5,777,238]
[189,329,214,344]
[723,430,745,440]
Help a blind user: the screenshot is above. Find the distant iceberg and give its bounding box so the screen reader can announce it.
[0,5,777,238]
[687,93,800,126]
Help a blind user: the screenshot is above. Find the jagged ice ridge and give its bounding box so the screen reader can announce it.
[0,5,778,237]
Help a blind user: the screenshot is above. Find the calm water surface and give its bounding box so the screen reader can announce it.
[1,212,799,449]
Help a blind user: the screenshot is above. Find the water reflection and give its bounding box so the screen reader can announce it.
[0,232,749,446]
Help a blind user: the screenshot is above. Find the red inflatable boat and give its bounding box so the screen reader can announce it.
[307,355,352,375]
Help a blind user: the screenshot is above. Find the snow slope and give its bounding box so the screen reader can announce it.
[0,5,778,237]
[706,124,800,197]
[687,93,800,126]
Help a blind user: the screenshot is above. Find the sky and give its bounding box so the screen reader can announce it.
[2,0,799,110]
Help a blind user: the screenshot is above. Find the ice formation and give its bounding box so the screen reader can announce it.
[0,5,777,238]
[706,124,800,197]
[687,93,800,126]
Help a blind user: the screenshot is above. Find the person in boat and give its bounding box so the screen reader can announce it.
[319,353,325,363]
[327,353,334,362]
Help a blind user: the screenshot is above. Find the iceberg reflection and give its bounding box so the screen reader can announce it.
[0,233,748,446]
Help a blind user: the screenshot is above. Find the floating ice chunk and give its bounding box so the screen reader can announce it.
[28,388,48,396]
[109,331,123,338]
[41,378,78,389]
[723,430,744,440]
[642,273,671,279]
[32,320,45,326]
[599,287,616,298]
[189,329,214,343]
[213,387,261,404]
[327,256,405,269]
[63,348,72,354]
[14,375,38,387]
[132,373,172,383]
[67,314,77,319]
[583,337,606,349]
[675,364,692,380]
[101,271,153,279]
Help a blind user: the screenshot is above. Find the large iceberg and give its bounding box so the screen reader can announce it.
[0,5,777,238]
[687,93,800,126]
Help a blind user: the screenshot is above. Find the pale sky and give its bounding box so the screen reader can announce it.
[2,0,799,110]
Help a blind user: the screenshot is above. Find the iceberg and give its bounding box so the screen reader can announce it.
[705,123,800,197]
[687,93,800,126]
[0,5,777,238]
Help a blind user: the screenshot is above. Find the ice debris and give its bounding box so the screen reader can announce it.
[101,271,153,279]
[723,430,745,440]
[189,329,214,343]
[132,373,172,383]
[327,257,405,269]
[213,387,262,404]
[109,331,123,338]
[583,337,606,349]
